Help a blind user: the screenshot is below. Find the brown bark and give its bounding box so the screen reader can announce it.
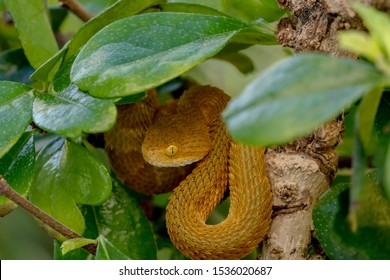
[258,0,389,259]
[276,0,390,57]
[260,119,343,259]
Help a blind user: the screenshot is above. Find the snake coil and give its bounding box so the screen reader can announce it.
[105,86,272,259]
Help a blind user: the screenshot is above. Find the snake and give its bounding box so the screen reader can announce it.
[104,85,273,259]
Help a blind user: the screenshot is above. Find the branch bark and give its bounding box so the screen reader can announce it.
[260,119,343,259]
[59,0,93,22]
[257,0,353,259]
[259,0,389,260]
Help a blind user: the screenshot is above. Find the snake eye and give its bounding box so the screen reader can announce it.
[165,145,178,157]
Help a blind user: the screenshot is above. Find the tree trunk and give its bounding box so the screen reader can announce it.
[258,0,387,259]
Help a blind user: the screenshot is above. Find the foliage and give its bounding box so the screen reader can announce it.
[0,0,390,260]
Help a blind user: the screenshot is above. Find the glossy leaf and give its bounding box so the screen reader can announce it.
[31,0,163,83]
[313,183,390,259]
[53,240,91,260]
[0,48,34,83]
[95,235,131,260]
[161,2,277,45]
[33,87,117,139]
[29,46,67,83]
[29,136,112,234]
[71,12,248,98]
[91,178,157,259]
[223,54,386,146]
[33,58,117,139]
[167,0,285,23]
[61,238,96,256]
[0,132,35,204]
[161,2,226,16]
[65,0,164,60]
[4,0,58,69]
[0,81,34,158]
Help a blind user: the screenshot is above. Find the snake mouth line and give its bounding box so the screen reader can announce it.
[142,149,203,167]
[143,156,203,167]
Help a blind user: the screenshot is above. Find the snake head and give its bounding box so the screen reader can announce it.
[142,108,212,167]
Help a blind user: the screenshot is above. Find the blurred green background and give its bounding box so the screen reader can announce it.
[0,208,52,259]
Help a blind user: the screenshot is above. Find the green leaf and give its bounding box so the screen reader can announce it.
[0,132,35,203]
[65,0,164,60]
[0,132,35,216]
[358,87,383,152]
[29,136,112,234]
[161,2,227,16]
[352,3,390,63]
[313,183,390,259]
[162,2,277,45]
[4,0,58,69]
[231,26,276,45]
[77,0,117,14]
[0,48,34,83]
[338,30,382,63]
[71,12,248,98]
[338,4,390,78]
[384,141,390,201]
[0,81,34,158]
[61,238,96,255]
[54,240,91,260]
[29,46,67,83]
[161,3,277,45]
[224,0,285,23]
[215,52,254,74]
[90,178,157,259]
[95,235,131,260]
[167,0,285,23]
[373,91,390,198]
[349,112,368,231]
[115,92,147,105]
[31,0,163,83]
[32,57,117,139]
[223,54,386,146]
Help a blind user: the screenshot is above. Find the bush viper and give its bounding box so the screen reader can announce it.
[104,85,272,259]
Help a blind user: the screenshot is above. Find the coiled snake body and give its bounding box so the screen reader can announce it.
[105,86,272,259]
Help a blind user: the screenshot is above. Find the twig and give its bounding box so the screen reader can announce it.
[0,176,97,255]
[59,0,93,22]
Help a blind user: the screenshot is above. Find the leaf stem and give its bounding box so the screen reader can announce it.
[59,0,93,22]
[0,176,96,255]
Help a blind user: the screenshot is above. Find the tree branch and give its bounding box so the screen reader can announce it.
[59,0,93,22]
[0,176,96,255]
[259,119,343,259]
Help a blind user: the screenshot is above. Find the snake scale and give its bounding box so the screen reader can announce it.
[104,85,273,259]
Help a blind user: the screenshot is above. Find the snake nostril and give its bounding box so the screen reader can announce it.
[165,145,179,157]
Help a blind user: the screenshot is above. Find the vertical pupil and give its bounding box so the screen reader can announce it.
[165,145,178,157]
